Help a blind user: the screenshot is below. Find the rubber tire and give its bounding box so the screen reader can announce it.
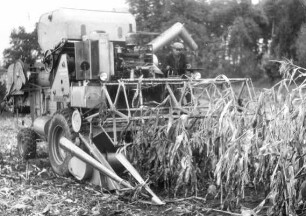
[48,109,76,176]
[17,128,37,159]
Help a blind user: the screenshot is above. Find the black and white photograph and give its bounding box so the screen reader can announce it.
[0,0,305,215]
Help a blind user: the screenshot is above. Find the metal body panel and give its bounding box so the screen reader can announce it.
[37,71,51,87]
[75,40,99,80]
[75,34,114,81]
[71,85,103,108]
[43,89,57,115]
[33,116,51,137]
[51,54,70,102]
[48,101,57,115]
[29,90,42,121]
[98,34,114,78]
[68,156,93,180]
[38,8,136,51]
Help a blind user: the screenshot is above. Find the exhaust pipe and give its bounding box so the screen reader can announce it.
[148,22,198,53]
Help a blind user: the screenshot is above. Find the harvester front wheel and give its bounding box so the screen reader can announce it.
[48,109,75,176]
[17,128,37,160]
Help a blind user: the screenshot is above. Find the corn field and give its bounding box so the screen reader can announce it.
[124,60,306,215]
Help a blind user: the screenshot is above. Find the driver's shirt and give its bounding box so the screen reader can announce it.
[164,52,188,76]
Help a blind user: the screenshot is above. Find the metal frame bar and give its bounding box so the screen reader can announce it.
[85,77,255,146]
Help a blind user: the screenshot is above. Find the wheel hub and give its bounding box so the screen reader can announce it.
[72,109,82,133]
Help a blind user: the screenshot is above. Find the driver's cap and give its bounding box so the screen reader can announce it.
[172,42,184,49]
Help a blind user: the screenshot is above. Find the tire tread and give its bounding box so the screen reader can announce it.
[17,128,37,159]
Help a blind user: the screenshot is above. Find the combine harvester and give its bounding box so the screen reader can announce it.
[6,8,255,204]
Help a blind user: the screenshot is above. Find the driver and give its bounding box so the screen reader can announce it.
[163,42,191,77]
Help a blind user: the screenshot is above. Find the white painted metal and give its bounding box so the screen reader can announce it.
[70,85,102,108]
[68,156,93,180]
[116,153,165,205]
[38,8,136,51]
[71,109,82,132]
[59,137,133,188]
[50,54,70,102]
[33,116,51,136]
[148,22,198,53]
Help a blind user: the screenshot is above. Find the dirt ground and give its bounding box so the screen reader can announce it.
[0,112,263,216]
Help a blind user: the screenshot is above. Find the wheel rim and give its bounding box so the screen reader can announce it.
[51,125,67,164]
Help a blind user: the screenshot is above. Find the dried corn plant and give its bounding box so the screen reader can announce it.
[125,60,306,215]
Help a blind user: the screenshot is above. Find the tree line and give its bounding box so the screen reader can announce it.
[2,0,306,81]
[127,0,306,81]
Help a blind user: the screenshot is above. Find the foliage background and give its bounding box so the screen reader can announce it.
[2,0,306,82]
[127,0,306,82]
[2,26,41,69]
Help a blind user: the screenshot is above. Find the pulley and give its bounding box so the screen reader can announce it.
[43,49,54,73]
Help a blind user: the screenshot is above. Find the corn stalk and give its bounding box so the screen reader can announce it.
[124,60,306,215]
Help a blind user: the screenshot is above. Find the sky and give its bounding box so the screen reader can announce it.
[0,0,259,65]
[0,0,128,65]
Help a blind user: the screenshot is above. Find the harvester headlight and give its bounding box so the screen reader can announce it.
[193,72,201,80]
[99,72,108,81]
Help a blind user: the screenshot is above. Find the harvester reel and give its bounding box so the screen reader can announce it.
[17,128,37,160]
[48,109,76,176]
[13,60,26,91]
[7,60,27,92]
